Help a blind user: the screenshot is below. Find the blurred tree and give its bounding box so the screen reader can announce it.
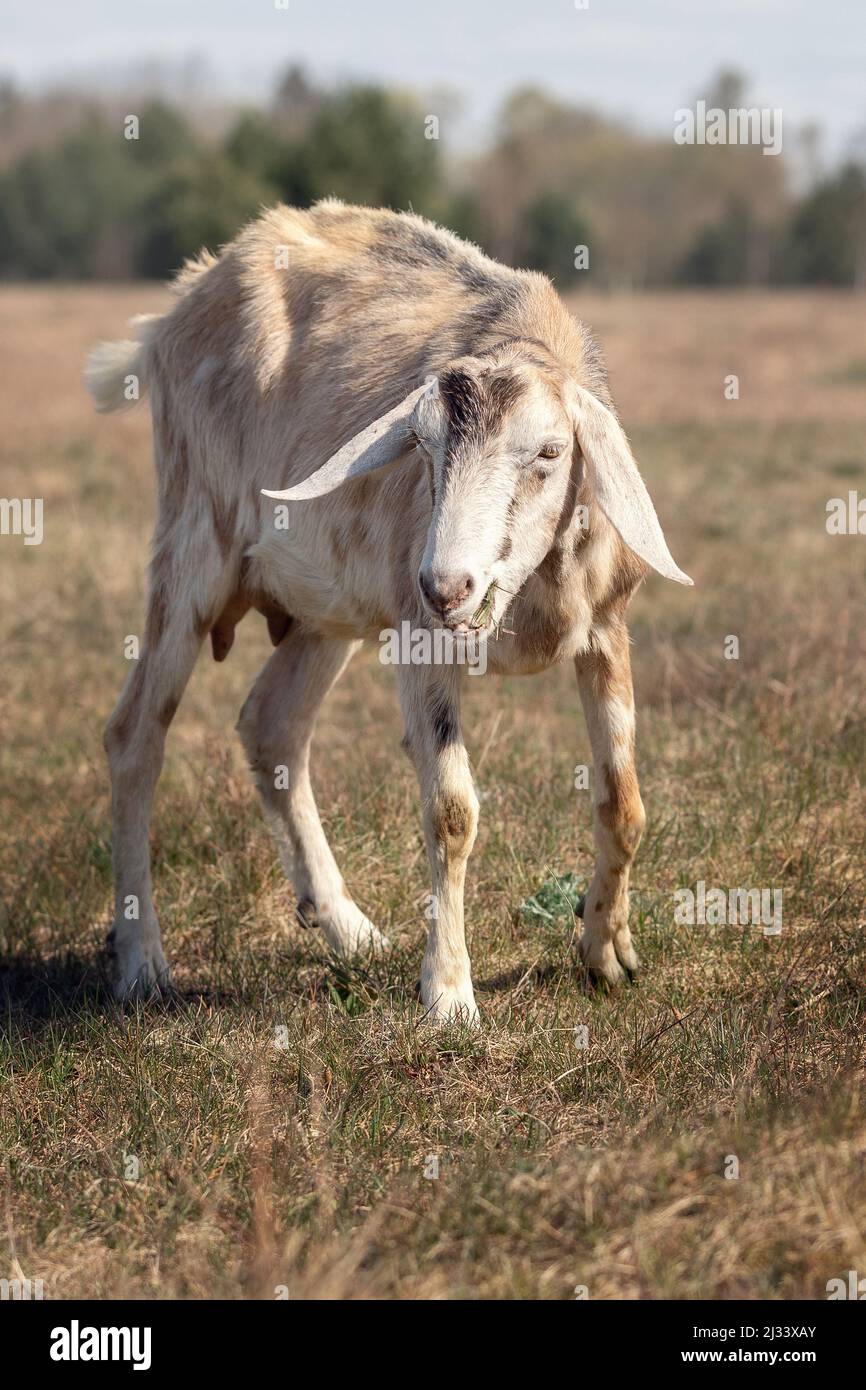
[304,85,440,211]
[0,70,859,287]
[137,152,274,276]
[129,99,197,165]
[515,191,594,283]
[225,111,285,182]
[271,64,321,136]
[443,189,492,251]
[679,198,751,283]
[704,69,749,111]
[793,122,823,193]
[224,111,314,205]
[784,162,866,285]
[0,76,20,139]
[0,123,139,277]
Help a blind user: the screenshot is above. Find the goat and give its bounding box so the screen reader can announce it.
[87,199,691,1023]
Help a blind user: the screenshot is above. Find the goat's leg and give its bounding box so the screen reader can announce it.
[398,665,479,1024]
[104,547,227,998]
[575,617,646,986]
[238,628,387,956]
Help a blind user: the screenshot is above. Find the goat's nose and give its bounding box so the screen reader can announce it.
[418,567,477,615]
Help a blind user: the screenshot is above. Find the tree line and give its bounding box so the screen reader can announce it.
[0,67,862,286]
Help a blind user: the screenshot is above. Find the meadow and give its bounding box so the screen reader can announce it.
[1,285,864,1299]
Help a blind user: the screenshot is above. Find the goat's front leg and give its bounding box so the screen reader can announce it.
[398,665,479,1025]
[575,618,646,986]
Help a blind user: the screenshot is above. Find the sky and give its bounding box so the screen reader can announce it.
[3,0,865,164]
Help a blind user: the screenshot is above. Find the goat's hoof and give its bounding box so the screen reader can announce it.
[614,934,640,977]
[296,899,318,929]
[108,933,172,1002]
[347,919,390,956]
[419,983,480,1028]
[322,906,390,958]
[578,933,628,988]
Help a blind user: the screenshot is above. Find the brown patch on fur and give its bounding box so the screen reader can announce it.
[583,625,645,860]
[439,366,526,450]
[595,534,648,619]
[598,760,645,863]
[488,372,526,422]
[536,540,569,586]
[432,792,476,854]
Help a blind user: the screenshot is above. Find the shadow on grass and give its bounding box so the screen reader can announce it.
[476,961,564,993]
[0,949,110,1037]
[0,937,430,1041]
[476,956,612,997]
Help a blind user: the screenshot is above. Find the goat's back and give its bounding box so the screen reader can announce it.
[126,202,604,512]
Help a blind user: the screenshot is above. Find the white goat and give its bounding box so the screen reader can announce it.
[87,199,691,1022]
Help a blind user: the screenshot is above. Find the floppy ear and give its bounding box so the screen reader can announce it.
[262,379,435,501]
[571,384,693,586]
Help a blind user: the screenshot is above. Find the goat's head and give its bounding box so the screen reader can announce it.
[263,341,691,632]
[412,348,587,631]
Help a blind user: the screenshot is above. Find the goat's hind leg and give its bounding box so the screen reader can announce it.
[104,565,215,999]
[237,628,388,957]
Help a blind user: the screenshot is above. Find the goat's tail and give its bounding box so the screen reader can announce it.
[85,313,162,413]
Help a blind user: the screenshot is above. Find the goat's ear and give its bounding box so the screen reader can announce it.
[262,379,436,501]
[570,384,693,586]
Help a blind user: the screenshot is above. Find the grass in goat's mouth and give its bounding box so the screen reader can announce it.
[471,580,518,635]
[470,581,498,630]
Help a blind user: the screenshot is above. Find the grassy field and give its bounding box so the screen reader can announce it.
[1,286,865,1300]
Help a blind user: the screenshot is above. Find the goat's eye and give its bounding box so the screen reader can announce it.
[537,443,563,461]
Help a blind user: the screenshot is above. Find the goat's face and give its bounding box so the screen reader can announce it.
[413,355,576,632]
[262,347,691,596]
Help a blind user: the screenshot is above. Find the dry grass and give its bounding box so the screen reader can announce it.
[1,286,865,1300]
